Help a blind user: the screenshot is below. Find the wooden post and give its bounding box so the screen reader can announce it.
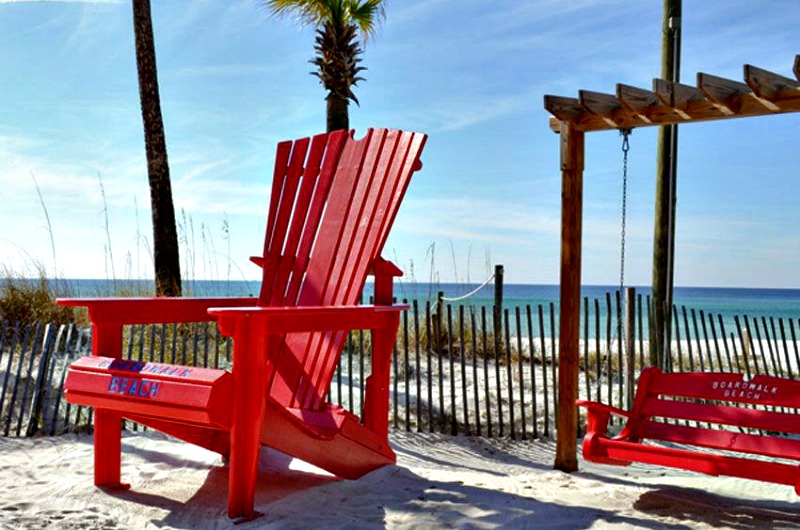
[555,122,584,472]
[493,265,504,329]
[494,264,504,310]
[651,0,682,367]
[493,265,504,363]
[434,291,444,353]
[625,288,637,408]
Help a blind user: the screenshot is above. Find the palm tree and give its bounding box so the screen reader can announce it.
[132,0,181,296]
[266,0,386,132]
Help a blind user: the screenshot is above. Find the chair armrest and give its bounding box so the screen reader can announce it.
[209,304,409,336]
[58,297,257,326]
[576,399,631,436]
[576,399,631,418]
[212,304,407,439]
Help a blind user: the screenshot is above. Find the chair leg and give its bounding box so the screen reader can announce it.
[227,414,263,519]
[362,313,399,436]
[226,322,268,520]
[93,409,129,490]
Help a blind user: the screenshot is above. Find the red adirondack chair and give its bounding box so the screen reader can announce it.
[59,128,427,520]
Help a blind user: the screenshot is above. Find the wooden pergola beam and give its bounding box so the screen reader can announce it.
[548,54,800,475]
[546,54,800,133]
[745,64,800,102]
[697,72,751,114]
[617,84,661,124]
[544,95,584,124]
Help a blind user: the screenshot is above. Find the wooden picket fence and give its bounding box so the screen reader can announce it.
[1,294,798,440]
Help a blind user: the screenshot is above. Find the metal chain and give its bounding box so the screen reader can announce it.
[619,128,631,296]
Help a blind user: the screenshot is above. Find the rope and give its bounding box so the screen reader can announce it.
[440,272,496,303]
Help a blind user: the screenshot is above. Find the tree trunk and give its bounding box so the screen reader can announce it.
[327,95,350,132]
[132,0,181,297]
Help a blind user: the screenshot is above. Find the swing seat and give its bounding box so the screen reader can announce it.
[579,367,800,493]
[60,128,427,520]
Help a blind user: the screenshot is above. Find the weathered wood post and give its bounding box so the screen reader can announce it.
[555,122,584,472]
[492,265,504,366]
[625,288,637,408]
[651,0,682,367]
[434,290,444,353]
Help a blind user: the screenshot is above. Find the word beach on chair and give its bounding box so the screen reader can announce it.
[60,128,427,520]
[579,366,800,493]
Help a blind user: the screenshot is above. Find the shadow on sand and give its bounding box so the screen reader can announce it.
[113,442,693,530]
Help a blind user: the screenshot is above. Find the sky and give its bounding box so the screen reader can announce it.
[1,0,799,289]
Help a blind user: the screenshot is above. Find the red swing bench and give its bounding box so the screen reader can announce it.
[59,127,427,520]
[579,366,800,493]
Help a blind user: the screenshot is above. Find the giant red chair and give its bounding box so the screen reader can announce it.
[60,128,427,519]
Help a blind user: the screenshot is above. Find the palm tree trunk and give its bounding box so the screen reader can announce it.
[132,0,181,297]
[327,95,349,132]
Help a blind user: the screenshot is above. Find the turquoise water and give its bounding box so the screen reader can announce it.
[53,279,799,340]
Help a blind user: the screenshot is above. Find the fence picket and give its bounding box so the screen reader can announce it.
[0,323,22,420]
[516,307,526,440]
[4,324,32,436]
[459,306,470,436]
[447,305,457,436]
[16,323,45,436]
[538,305,549,437]
[413,300,422,433]
[471,307,481,436]
[582,297,590,402]
[482,307,492,437]
[0,287,798,441]
[526,305,537,439]
[504,309,515,440]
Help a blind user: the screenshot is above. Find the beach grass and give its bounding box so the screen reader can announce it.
[0,264,76,325]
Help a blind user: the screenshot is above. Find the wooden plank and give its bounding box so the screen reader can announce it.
[544,95,584,128]
[616,84,661,124]
[738,92,800,114]
[651,369,800,409]
[654,78,733,120]
[642,421,800,461]
[642,398,800,436]
[579,90,648,128]
[271,133,330,306]
[617,83,660,111]
[285,131,348,305]
[593,437,800,488]
[578,90,620,118]
[745,64,800,101]
[653,78,702,109]
[697,72,751,114]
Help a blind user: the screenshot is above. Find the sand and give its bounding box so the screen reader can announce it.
[1,431,799,529]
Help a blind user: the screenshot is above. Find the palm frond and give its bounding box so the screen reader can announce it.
[265,0,385,38]
[347,0,385,37]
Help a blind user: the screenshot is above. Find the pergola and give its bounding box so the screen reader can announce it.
[545,54,800,471]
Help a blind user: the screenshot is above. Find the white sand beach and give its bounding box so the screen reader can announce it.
[1,430,799,529]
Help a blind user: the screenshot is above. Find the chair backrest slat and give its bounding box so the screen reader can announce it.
[254,128,426,410]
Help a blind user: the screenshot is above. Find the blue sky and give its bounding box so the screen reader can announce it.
[1,0,798,289]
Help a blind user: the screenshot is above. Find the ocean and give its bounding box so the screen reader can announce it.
[53,279,799,340]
